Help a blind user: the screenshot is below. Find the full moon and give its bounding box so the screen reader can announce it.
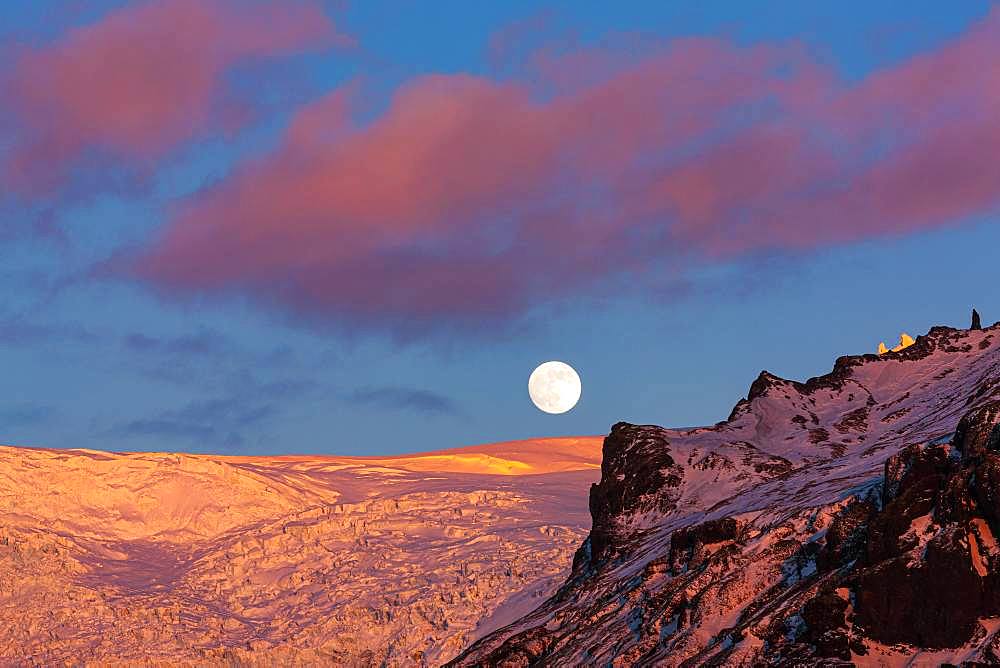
[528,361,582,414]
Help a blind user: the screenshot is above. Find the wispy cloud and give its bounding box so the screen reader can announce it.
[121,328,228,356]
[0,404,57,427]
[114,397,274,449]
[110,375,318,451]
[0,317,95,345]
[118,327,299,388]
[344,386,462,416]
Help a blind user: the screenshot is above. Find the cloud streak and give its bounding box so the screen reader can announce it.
[115,397,274,449]
[103,8,1000,337]
[0,317,95,346]
[122,329,228,356]
[111,375,318,451]
[345,386,462,416]
[0,404,56,427]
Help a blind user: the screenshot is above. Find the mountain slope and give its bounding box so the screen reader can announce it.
[454,322,1000,666]
[0,437,601,665]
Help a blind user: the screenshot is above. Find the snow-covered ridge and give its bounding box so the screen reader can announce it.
[455,322,1000,666]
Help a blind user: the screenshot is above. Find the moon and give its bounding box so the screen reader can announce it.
[528,361,582,414]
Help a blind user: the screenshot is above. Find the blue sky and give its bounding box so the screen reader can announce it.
[0,1,998,455]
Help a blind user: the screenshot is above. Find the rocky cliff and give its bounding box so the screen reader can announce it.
[454,323,1000,666]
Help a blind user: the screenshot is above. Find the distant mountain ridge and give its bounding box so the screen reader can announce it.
[454,320,1000,666]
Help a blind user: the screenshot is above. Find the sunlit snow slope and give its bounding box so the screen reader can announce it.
[0,437,601,665]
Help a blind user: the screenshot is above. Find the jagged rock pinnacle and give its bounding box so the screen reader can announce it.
[891,332,915,352]
[973,308,982,330]
[879,333,916,355]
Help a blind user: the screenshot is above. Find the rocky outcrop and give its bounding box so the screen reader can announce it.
[667,517,743,575]
[879,332,917,354]
[774,400,1000,656]
[585,423,684,565]
[974,308,983,330]
[953,400,1000,459]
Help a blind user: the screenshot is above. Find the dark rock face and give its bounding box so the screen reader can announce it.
[760,402,1000,658]
[668,516,742,575]
[747,370,788,402]
[816,500,874,572]
[799,590,852,661]
[819,400,1000,650]
[465,626,555,668]
[974,308,983,330]
[850,448,984,648]
[586,423,684,565]
[954,400,1000,459]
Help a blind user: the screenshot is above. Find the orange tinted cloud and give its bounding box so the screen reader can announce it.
[3,0,348,194]
[128,10,1000,336]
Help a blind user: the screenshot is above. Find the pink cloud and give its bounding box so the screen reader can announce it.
[2,0,348,195]
[126,9,1000,336]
